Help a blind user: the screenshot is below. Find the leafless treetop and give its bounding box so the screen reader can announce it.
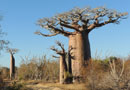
[35,6,128,37]
[6,48,19,55]
[50,41,66,56]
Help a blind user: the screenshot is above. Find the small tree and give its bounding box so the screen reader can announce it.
[35,6,128,81]
[7,48,18,80]
[51,41,72,84]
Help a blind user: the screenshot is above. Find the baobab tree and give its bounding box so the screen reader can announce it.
[7,48,18,80]
[35,6,128,81]
[50,41,72,84]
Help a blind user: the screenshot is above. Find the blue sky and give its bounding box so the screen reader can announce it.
[0,0,130,67]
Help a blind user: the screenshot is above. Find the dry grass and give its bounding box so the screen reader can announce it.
[27,82,86,90]
[1,56,130,90]
[84,57,130,90]
[17,55,59,82]
[19,80,86,90]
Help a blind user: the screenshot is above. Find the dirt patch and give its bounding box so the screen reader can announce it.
[26,83,86,90]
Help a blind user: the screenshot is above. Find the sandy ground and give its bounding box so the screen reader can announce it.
[26,83,86,90]
[2,80,86,90]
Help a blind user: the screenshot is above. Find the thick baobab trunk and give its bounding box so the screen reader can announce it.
[69,31,91,82]
[69,35,79,77]
[68,35,77,74]
[59,55,67,84]
[76,31,91,64]
[10,54,15,80]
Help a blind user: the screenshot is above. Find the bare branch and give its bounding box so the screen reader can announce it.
[50,41,67,56]
[59,19,80,32]
[37,6,128,35]
[48,25,73,37]
[87,8,128,32]
[109,60,125,82]
[119,60,125,78]
[87,24,95,30]
[6,48,19,55]
[35,31,59,37]
[50,46,63,55]
[52,55,60,58]
[55,41,65,53]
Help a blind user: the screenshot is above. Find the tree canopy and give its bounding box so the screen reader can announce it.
[6,48,19,55]
[35,7,128,37]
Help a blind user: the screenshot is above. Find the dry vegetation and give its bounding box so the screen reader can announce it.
[0,6,129,90]
[0,55,130,90]
[17,55,59,82]
[84,56,130,90]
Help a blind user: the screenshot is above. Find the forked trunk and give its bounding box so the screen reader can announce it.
[10,54,15,80]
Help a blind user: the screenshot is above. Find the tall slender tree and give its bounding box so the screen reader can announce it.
[7,48,18,80]
[35,6,128,81]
